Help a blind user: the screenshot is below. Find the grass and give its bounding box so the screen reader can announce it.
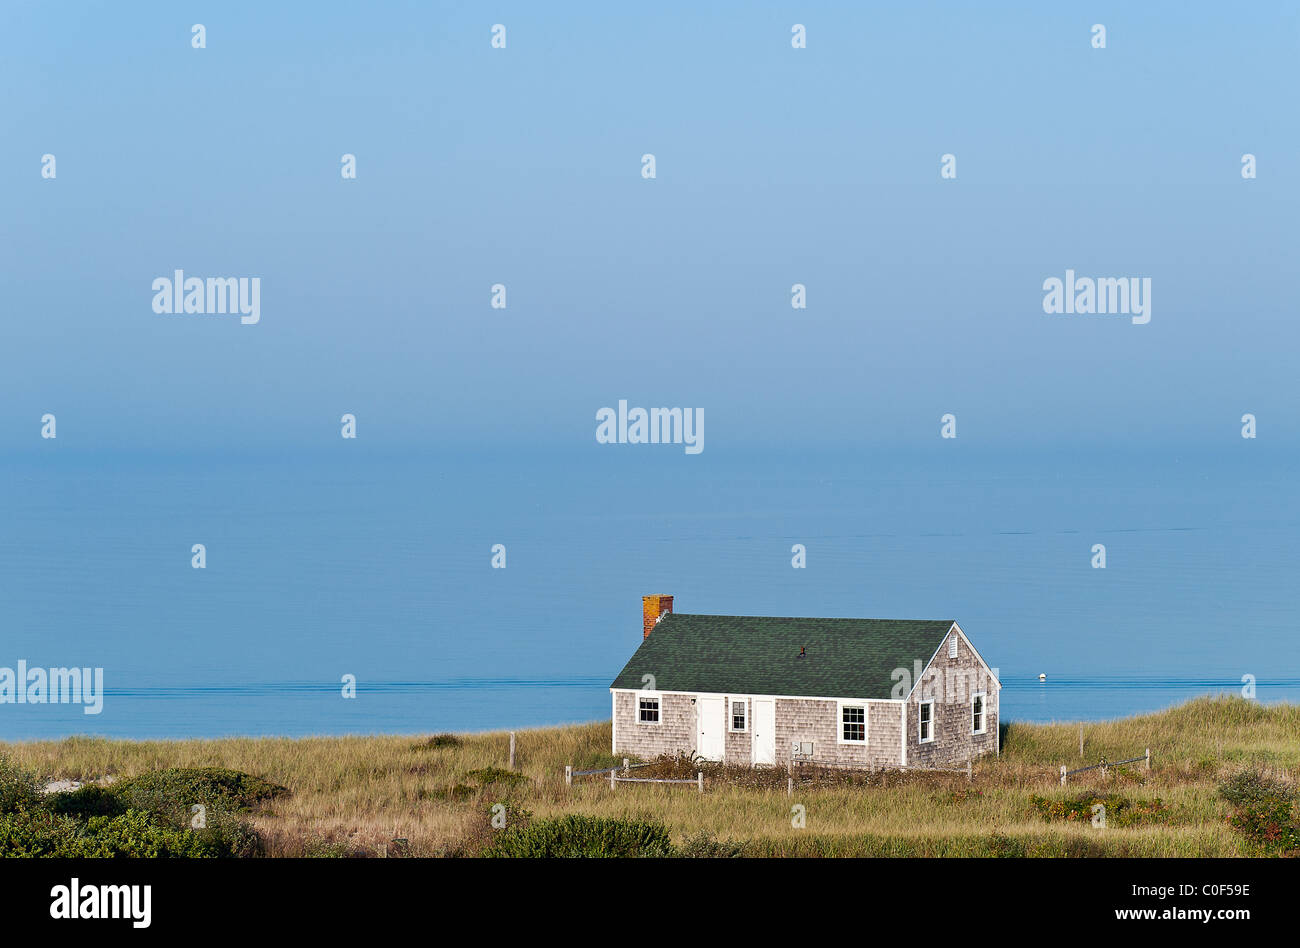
[1,695,1296,857]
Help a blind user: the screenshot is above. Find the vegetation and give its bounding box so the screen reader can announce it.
[1217,768,1299,855]
[0,696,1297,857]
[485,814,673,858]
[0,756,273,857]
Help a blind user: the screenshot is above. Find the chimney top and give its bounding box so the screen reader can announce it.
[642,595,674,639]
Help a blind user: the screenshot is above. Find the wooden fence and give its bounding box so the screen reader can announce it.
[789,757,974,779]
[785,756,975,795]
[564,758,704,792]
[1060,749,1151,786]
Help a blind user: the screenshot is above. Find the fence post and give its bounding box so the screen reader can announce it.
[509,731,516,770]
[1060,765,1067,787]
[697,772,704,794]
[1145,747,1151,771]
[1100,756,1108,780]
[565,765,572,787]
[966,759,972,783]
[623,757,629,774]
[787,776,793,797]
[610,769,616,790]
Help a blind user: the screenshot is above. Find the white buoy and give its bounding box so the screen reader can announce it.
[1038,673,1047,681]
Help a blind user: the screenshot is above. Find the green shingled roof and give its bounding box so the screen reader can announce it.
[610,614,956,699]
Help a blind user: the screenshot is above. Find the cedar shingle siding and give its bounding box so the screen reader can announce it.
[906,629,999,767]
[611,610,998,770]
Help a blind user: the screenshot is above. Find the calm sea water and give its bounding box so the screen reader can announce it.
[2,445,1297,740]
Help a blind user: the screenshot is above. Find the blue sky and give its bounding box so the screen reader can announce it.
[3,0,1297,455]
[1,4,1299,735]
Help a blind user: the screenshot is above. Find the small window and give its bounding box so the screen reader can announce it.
[972,693,986,734]
[638,697,660,724]
[841,705,865,742]
[731,698,747,731]
[919,701,934,743]
[948,634,958,659]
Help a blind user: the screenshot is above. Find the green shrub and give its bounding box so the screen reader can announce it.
[47,783,126,819]
[1029,793,1170,827]
[75,810,226,858]
[415,734,461,749]
[485,815,672,858]
[463,767,527,788]
[0,764,273,858]
[0,755,43,815]
[1226,799,1300,854]
[1219,769,1300,854]
[302,837,356,858]
[0,808,255,858]
[0,810,84,856]
[112,767,287,818]
[1219,770,1296,807]
[676,830,747,857]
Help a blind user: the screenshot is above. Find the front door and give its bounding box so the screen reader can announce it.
[752,699,776,765]
[696,697,725,760]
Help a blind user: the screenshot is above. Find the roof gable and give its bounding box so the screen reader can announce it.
[609,614,956,699]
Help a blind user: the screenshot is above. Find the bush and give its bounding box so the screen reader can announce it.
[463,767,527,788]
[111,768,288,815]
[0,755,43,814]
[75,810,229,858]
[0,810,84,856]
[676,830,747,857]
[302,837,356,858]
[1219,770,1296,807]
[0,763,274,858]
[47,783,126,819]
[1227,799,1300,854]
[485,815,672,858]
[1219,769,1300,854]
[415,734,461,749]
[0,808,254,858]
[1029,793,1169,827]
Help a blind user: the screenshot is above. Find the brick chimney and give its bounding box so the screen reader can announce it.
[642,595,673,638]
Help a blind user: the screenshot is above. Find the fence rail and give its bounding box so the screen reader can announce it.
[1060,749,1151,785]
[563,759,655,784]
[791,757,974,779]
[609,773,705,793]
[563,759,706,792]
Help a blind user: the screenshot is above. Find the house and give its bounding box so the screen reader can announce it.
[610,595,1000,769]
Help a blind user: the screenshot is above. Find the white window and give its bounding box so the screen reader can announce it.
[972,692,986,734]
[638,696,660,724]
[918,701,934,743]
[730,697,747,731]
[841,705,865,743]
[948,634,958,658]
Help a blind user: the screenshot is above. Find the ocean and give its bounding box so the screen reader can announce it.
[2,444,1296,739]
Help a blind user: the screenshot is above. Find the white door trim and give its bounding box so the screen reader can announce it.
[696,696,725,761]
[752,698,776,766]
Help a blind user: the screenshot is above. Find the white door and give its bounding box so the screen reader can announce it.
[752,699,776,765]
[696,697,725,761]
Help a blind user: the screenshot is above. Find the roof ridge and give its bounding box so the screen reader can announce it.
[612,614,966,698]
[665,613,953,623]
